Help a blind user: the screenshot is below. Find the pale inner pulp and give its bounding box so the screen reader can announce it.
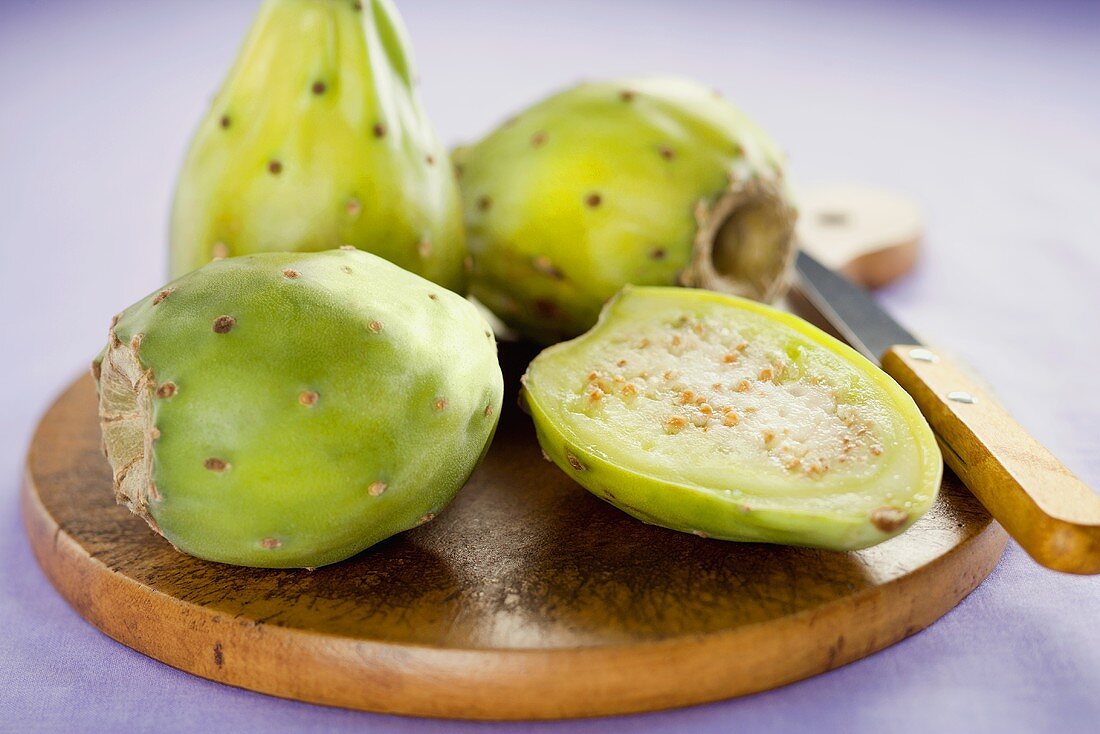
[552,306,919,505]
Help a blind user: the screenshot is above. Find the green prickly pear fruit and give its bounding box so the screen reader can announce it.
[95,249,502,568]
[521,287,941,551]
[457,77,798,344]
[169,0,466,292]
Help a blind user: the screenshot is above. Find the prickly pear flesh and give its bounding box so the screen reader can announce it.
[521,287,941,550]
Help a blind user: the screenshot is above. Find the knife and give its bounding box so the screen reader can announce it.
[795,250,1100,574]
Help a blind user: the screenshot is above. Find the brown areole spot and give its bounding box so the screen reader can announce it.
[372,122,387,138]
[434,397,448,412]
[260,537,281,549]
[311,81,326,95]
[566,453,586,471]
[531,131,548,147]
[585,192,602,208]
[476,195,492,212]
[268,160,283,175]
[156,382,177,399]
[212,315,236,334]
[368,481,387,497]
[152,288,176,305]
[282,268,300,279]
[219,115,231,129]
[298,390,319,406]
[871,506,909,532]
[368,320,383,333]
[204,457,229,472]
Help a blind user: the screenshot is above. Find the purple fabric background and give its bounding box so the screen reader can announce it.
[2,1,1098,731]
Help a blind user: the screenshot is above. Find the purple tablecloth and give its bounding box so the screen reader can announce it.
[2,1,1098,731]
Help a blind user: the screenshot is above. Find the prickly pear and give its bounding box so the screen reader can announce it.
[521,287,941,550]
[457,77,798,344]
[96,249,502,568]
[170,0,466,291]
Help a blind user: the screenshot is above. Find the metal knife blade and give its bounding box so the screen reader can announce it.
[794,250,919,363]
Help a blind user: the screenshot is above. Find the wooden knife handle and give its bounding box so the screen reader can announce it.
[882,345,1100,574]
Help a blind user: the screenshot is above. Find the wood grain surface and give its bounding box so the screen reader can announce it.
[23,341,1007,720]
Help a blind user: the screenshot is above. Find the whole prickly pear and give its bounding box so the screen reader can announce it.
[457,77,798,344]
[95,250,502,568]
[170,0,466,291]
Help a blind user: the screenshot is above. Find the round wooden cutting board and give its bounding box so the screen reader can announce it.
[24,345,1006,720]
[23,201,1006,720]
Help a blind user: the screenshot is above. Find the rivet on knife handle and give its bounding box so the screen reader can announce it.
[881,345,1100,574]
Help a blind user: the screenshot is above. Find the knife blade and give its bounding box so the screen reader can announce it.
[794,250,1100,574]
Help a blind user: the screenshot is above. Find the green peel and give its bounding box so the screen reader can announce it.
[170,0,466,291]
[97,250,502,568]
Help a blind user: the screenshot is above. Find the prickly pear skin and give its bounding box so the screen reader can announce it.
[170,0,466,291]
[96,250,503,568]
[458,77,797,344]
[521,287,941,551]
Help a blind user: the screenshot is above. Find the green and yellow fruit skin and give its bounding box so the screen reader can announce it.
[170,0,465,291]
[521,287,941,551]
[96,250,502,568]
[458,77,797,344]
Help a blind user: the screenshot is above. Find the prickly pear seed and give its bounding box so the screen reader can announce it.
[368,481,387,496]
[298,390,319,406]
[204,458,229,472]
[212,315,236,333]
[156,382,177,399]
[428,293,439,300]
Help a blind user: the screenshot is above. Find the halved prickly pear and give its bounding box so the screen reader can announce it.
[520,287,941,550]
[96,249,502,568]
[170,0,466,291]
[458,76,797,343]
